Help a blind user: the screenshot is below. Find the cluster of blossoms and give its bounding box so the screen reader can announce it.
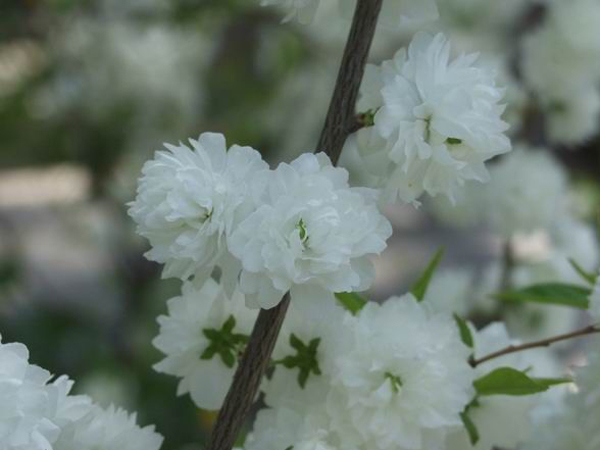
[351,32,511,205]
[0,334,162,450]
[246,292,475,450]
[129,133,392,309]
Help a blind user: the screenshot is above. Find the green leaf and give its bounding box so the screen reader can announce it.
[220,350,236,368]
[335,292,368,315]
[411,248,445,302]
[222,315,236,333]
[289,333,305,352]
[446,137,463,145]
[473,367,565,396]
[460,410,479,445]
[453,314,474,348]
[495,283,591,310]
[568,258,597,286]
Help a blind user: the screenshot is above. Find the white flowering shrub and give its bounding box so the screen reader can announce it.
[5,1,600,450]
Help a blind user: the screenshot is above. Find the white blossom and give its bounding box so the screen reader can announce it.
[54,405,163,450]
[358,32,511,204]
[0,336,90,450]
[482,147,567,237]
[129,132,268,285]
[229,152,392,309]
[265,286,347,408]
[152,278,258,410]
[446,323,558,450]
[325,294,474,450]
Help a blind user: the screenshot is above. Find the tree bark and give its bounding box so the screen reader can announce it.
[206,2,383,449]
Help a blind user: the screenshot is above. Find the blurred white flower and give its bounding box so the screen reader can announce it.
[521,0,600,145]
[446,322,558,450]
[229,152,391,309]
[261,0,322,23]
[54,404,163,450]
[129,132,268,284]
[152,278,258,410]
[325,295,474,450]
[482,147,567,238]
[423,268,474,317]
[358,32,511,204]
[0,337,91,450]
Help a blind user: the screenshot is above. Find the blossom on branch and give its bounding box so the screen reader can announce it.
[128,132,268,285]
[356,32,511,204]
[228,153,392,309]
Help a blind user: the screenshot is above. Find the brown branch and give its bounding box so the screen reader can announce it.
[206,2,383,449]
[317,0,384,165]
[470,324,600,368]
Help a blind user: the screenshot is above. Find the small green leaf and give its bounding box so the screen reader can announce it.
[222,316,236,333]
[411,248,445,302]
[220,350,236,368]
[453,314,474,348]
[446,137,463,145]
[200,347,217,360]
[474,367,562,396]
[335,292,368,315]
[568,258,597,286]
[495,283,591,310]
[530,377,572,389]
[298,369,310,388]
[289,333,305,352]
[460,410,479,445]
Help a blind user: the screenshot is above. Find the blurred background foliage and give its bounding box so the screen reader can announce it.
[1,1,600,449]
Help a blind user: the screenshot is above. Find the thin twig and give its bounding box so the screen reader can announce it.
[206,2,383,449]
[470,324,600,368]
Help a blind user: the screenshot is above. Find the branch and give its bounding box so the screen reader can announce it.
[317,0,384,165]
[470,324,600,368]
[206,2,383,449]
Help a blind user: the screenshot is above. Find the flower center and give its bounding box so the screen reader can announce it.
[201,315,249,368]
[296,218,309,247]
[384,372,403,394]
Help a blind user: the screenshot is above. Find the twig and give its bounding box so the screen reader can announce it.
[206,2,383,449]
[470,324,600,368]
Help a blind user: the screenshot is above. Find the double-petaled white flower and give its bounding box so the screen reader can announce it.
[228,152,392,309]
[152,278,258,410]
[128,132,268,286]
[357,32,511,204]
[325,295,474,450]
[54,404,163,450]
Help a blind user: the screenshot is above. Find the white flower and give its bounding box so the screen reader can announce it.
[54,405,163,450]
[229,152,392,309]
[589,277,600,323]
[446,323,558,450]
[358,32,511,204]
[128,132,268,284]
[423,268,474,317]
[265,286,347,409]
[0,336,92,450]
[482,147,567,237]
[521,0,600,145]
[325,294,474,450]
[246,405,348,450]
[152,278,258,410]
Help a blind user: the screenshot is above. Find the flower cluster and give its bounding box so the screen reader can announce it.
[130,135,392,309]
[354,32,511,204]
[246,293,475,450]
[0,335,162,450]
